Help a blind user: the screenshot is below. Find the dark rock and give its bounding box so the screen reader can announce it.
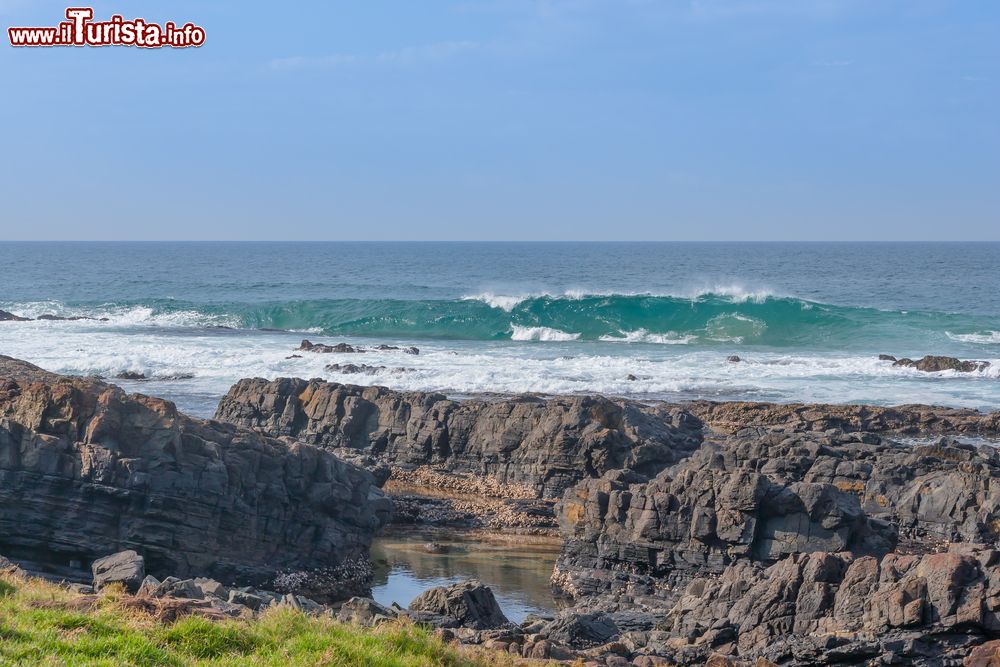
[373,345,400,351]
[114,371,147,380]
[228,588,267,611]
[0,310,30,322]
[404,347,420,355]
[554,430,1000,599]
[92,550,145,593]
[137,575,161,596]
[727,356,742,363]
[878,354,897,362]
[286,354,302,359]
[684,400,1000,437]
[336,596,398,626]
[0,355,390,599]
[324,363,414,375]
[892,355,989,373]
[409,580,510,630]
[298,340,363,354]
[36,314,95,321]
[541,611,621,648]
[215,378,703,498]
[651,545,1000,664]
[627,374,638,381]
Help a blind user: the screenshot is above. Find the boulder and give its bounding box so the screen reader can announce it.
[541,611,621,648]
[0,355,390,599]
[408,580,510,630]
[0,310,30,322]
[336,596,398,626]
[92,550,145,593]
[228,588,267,611]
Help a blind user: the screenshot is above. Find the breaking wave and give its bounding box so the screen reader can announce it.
[1,292,997,349]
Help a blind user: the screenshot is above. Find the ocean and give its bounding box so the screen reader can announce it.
[1,241,998,417]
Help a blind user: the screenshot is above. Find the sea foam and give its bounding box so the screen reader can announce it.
[947,331,1000,345]
[599,329,697,344]
[509,325,581,341]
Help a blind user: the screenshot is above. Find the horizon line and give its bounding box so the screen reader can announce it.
[3,239,1000,244]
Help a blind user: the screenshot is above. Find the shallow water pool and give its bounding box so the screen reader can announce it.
[370,528,563,623]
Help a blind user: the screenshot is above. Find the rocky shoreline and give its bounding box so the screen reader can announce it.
[0,355,390,602]
[5,357,1000,665]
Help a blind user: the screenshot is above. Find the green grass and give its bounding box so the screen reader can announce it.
[0,573,529,667]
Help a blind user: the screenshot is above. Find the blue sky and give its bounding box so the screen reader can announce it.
[0,0,997,240]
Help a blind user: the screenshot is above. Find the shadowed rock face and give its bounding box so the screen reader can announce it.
[0,356,390,595]
[214,377,704,498]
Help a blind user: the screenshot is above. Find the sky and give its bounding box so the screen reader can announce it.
[0,0,997,241]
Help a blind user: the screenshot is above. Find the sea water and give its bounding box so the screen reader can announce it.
[1,241,999,416]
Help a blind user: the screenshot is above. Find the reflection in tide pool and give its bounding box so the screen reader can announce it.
[370,528,563,623]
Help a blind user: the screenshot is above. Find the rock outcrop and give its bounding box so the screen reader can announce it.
[0,356,390,599]
[547,425,1000,665]
[555,430,1000,599]
[885,354,991,373]
[685,400,1000,437]
[215,378,703,498]
[642,545,1000,665]
[0,309,31,322]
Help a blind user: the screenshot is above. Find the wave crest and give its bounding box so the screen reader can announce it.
[947,331,1000,345]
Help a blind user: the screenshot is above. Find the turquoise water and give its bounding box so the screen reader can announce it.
[1,242,998,413]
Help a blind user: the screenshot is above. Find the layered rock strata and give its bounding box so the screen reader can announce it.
[0,356,390,598]
[215,377,704,498]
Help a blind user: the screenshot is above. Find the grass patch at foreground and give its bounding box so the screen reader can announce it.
[0,573,532,666]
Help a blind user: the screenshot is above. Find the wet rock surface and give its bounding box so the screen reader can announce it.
[0,355,390,600]
[0,310,107,322]
[215,377,704,498]
[888,354,991,373]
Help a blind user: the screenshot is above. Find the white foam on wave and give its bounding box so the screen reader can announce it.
[0,301,240,328]
[461,293,533,312]
[509,325,581,342]
[462,286,786,309]
[681,284,782,303]
[947,331,1000,345]
[599,329,697,345]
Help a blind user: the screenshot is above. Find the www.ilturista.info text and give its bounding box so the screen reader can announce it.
[8,8,205,48]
